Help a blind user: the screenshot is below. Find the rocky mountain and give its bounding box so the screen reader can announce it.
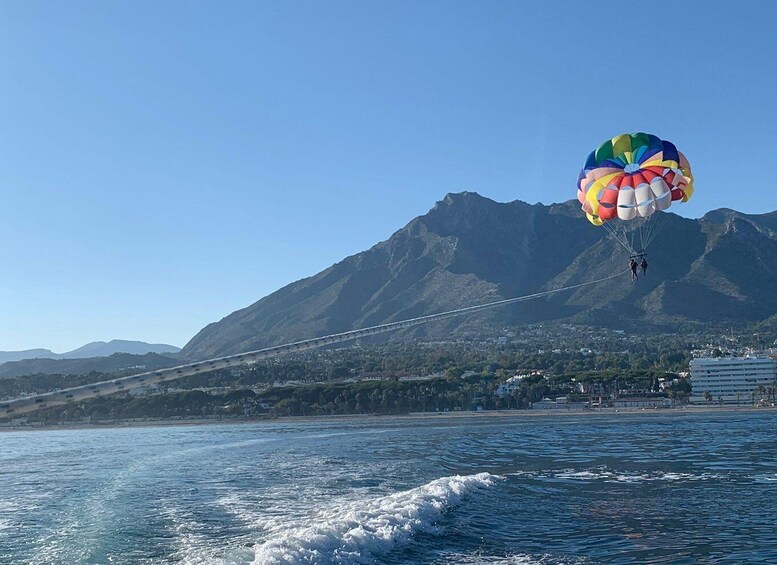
[181,192,777,360]
[0,340,181,364]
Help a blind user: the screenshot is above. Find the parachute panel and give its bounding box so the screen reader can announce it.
[616,188,637,220]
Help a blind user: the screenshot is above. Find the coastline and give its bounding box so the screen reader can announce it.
[2,404,776,433]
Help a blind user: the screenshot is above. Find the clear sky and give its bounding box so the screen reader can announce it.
[1,1,776,352]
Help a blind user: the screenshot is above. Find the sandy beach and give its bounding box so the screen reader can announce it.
[3,403,775,433]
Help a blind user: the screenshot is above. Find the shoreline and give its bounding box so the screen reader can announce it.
[2,404,776,433]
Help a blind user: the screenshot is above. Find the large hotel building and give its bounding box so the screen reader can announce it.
[689,355,777,405]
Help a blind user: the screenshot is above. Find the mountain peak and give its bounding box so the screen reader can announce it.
[702,208,740,224]
[433,191,497,211]
[181,194,777,360]
[442,190,489,202]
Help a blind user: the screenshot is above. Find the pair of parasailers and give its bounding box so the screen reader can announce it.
[629,256,648,281]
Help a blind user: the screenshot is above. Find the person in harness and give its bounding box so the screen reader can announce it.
[629,258,639,281]
[641,256,648,275]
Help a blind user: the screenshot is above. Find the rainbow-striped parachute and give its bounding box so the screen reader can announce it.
[576,133,694,252]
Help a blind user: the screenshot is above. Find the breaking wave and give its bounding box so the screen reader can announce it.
[251,472,499,564]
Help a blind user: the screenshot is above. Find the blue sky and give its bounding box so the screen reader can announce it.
[1,1,776,351]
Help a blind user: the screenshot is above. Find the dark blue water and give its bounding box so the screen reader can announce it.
[2,411,776,564]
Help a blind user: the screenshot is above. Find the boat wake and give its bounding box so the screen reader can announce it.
[250,472,499,564]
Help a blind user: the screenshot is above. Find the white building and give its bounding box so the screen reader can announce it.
[689,356,777,405]
[495,375,529,398]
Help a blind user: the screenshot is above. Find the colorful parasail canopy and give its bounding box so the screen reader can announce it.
[576,133,694,226]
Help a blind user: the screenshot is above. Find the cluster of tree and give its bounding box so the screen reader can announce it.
[567,369,689,397]
[209,340,691,390]
[3,320,753,401]
[28,367,691,423]
[34,377,489,422]
[3,322,724,425]
[35,388,257,423]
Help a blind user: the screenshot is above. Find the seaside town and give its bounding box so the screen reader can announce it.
[3,325,776,428]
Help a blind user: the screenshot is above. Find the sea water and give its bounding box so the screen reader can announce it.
[1,411,776,564]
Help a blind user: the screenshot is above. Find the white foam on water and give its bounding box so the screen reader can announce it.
[217,491,266,530]
[214,477,337,534]
[28,517,91,564]
[27,474,130,565]
[161,499,235,565]
[512,467,722,484]
[554,469,721,483]
[0,500,20,531]
[159,499,254,565]
[439,552,592,564]
[0,493,50,534]
[250,472,499,565]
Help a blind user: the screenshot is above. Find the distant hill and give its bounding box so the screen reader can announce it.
[59,340,181,359]
[0,340,181,364]
[0,349,56,364]
[178,192,777,360]
[0,352,180,379]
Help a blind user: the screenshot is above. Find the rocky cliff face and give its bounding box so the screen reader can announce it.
[181,193,777,359]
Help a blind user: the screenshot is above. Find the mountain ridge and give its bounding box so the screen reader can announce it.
[181,192,777,360]
[0,340,181,364]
